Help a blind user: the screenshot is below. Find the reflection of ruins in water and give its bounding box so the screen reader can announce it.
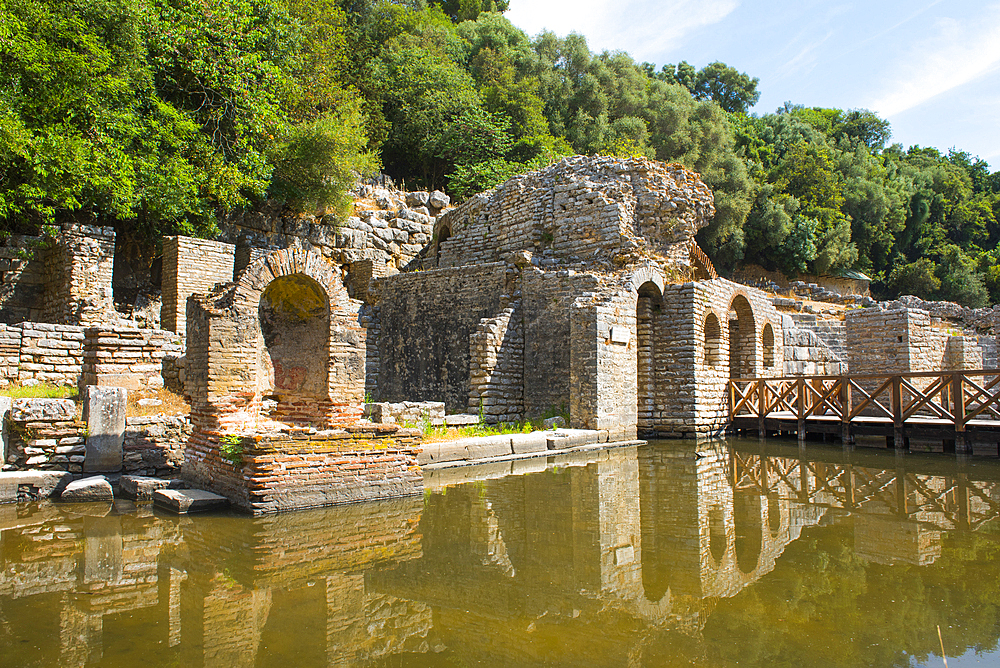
[3,441,1000,666]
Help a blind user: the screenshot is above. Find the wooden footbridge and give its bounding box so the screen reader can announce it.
[729,370,1000,455]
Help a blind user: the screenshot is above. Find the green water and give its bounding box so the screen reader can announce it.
[3,439,1000,667]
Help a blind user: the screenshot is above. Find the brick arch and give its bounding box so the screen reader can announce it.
[233,247,345,316]
[238,248,363,428]
[702,308,725,367]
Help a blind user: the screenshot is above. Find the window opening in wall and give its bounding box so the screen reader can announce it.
[762,323,775,368]
[704,312,722,367]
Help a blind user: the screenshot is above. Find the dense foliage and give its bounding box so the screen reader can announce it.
[2,0,998,305]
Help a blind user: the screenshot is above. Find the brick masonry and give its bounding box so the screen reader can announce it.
[161,236,236,334]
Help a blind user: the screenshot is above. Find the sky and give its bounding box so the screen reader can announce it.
[505,0,1000,169]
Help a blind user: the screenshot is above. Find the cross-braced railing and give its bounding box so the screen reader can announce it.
[729,370,1000,446]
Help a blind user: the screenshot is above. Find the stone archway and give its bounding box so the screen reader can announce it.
[637,280,663,436]
[728,294,757,380]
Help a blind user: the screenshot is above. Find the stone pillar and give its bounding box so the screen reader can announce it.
[161,236,236,334]
[43,223,116,326]
[83,386,127,472]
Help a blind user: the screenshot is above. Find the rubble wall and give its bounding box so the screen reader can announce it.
[42,224,116,326]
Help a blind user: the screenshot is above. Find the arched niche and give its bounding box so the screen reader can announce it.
[704,311,723,368]
[762,322,776,369]
[259,274,331,421]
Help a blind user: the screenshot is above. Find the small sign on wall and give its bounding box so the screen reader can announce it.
[610,325,630,344]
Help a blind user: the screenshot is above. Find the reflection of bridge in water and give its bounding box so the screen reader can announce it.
[3,441,1000,666]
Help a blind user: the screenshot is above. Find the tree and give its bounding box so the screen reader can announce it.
[693,61,761,114]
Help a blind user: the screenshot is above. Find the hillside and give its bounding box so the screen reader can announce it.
[2,0,998,305]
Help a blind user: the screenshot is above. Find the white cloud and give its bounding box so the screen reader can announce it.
[869,6,1000,117]
[506,0,739,60]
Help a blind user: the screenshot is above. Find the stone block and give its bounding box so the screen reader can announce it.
[444,414,480,426]
[60,475,113,502]
[11,398,76,422]
[153,488,229,514]
[120,475,188,501]
[83,386,126,472]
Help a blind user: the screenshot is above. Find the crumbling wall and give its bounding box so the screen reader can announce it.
[0,235,46,323]
[161,236,236,334]
[469,304,523,422]
[42,224,116,326]
[374,263,508,413]
[432,156,714,270]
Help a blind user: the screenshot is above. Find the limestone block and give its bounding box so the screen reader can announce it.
[429,190,450,209]
[405,191,430,207]
[153,488,229,514]
[83,386,126,473]
[120,475,188,501]
[60,475,113,502]
[11,398,76,422]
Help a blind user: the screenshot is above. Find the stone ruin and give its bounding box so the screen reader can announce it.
[4,155,1000,513]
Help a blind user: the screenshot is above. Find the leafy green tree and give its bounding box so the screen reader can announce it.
[693,61,760,114]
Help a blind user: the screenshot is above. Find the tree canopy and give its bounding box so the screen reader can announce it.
[1,0,998,305]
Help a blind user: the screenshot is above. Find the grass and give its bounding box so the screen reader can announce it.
[419,417,565,443]
[125,387,190,417]
[0,382,78,400]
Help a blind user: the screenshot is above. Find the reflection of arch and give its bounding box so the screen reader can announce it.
[767,492,781,537]
[637,281,663,435]
[704,311,723,367]
[259,274,331,421]
[728,294,757,379]
[709,504,726,564]
[762,323,775,369]
[733,489,762,574]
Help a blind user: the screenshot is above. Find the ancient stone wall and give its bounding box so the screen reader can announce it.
[432,156,714,270]
[6,399,85,471]
[42,223,116,326]
[218,184,450,277]
[783,320,845,376]
[80,327,173,390]
[123,415,190,476]
[161,236,236,334]
[521,267,601,419]
[845,307,948,374]
[183,425,422,514]
[7,323,86,386]
[374,263,508,413]
[0,234,46,323]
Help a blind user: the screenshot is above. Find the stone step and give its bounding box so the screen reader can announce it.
[121,475,188,501]
[153,488,229,514]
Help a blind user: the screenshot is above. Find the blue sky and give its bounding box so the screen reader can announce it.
[506,0,1000,169]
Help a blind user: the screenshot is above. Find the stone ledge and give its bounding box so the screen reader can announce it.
[153,488,229,514]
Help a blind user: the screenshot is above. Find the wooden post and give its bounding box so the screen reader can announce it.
[797,377,806,444]
[891,375,905,451]
[953,373,972,456]
[840,376,852,450]
[757,379,766,440]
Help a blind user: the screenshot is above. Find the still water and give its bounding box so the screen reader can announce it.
[3,439,1000,667]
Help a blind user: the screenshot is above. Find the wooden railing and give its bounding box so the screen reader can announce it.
[729,370,1000,445]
